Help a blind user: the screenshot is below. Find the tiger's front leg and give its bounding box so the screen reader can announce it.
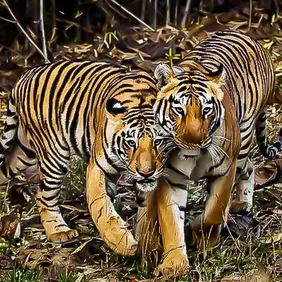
[230,158,254,214]
[154,178,190,278]
[192,161,237,249]
[135,190,160,257]
[86,158,137,256]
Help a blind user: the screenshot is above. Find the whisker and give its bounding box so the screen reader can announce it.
[155,142,176,160]
[212,141,231,161]
[207,146,216,168]
[213,135,231,143]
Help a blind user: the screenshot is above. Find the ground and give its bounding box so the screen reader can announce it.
[1,6,282,282]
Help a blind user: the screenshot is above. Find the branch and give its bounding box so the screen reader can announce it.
[110,0,155,32]
[174,0,179,26]
[166,0,170,27]
[39,0,48,63]
[153,0,157,30]
[0,16,15,24]
[2,0,50,63]
[248,0,252,30]
[140,0,146,33]
[181,0,192,29]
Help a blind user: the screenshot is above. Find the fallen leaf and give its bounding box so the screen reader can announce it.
[71,237,94,255]
[254,159,282,188]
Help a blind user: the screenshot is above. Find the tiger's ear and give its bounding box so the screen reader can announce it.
[205,64,224,84]
[188,60,224,84]
[154,64,173,89]
[205,64,226,101]
[172,65,185,75]
[106,98,126,118]
[154,64,185,89]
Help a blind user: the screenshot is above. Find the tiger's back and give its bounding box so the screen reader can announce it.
[13,61,155,162]
[182,30,275,122]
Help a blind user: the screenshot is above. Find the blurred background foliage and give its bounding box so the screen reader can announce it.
[0,0,281,121]
[0,0,281,62]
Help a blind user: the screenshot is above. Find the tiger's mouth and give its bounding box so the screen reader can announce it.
[177,138,212,159]
[178,148,201,160]
[136,179,159,192]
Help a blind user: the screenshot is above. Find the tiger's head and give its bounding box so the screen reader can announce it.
[153,61,226,156]
[105,72,172,192]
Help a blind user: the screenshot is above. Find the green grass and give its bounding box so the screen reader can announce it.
[0,156,281,281]
[0,267,93,282]
[0,268,42,282]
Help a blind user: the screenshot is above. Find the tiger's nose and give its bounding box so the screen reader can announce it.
[137,167,155,178]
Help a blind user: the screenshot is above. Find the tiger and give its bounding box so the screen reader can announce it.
[0,60,169,257]
[137,30,282,277]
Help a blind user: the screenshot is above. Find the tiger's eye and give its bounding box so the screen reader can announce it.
[127,140,136,147]
[203,107,211,114]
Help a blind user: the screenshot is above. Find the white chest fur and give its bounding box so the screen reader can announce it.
[169,150,208,180]
[166,123,231,183]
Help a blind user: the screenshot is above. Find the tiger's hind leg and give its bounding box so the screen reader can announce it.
[0,131,40,191]
[31,139,78,243]
[36,177,78,243]
[256,109,282,158]
[230,158,254,214]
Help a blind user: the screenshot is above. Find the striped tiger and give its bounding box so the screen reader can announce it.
[0,60,169,256]
[142,30,282,277]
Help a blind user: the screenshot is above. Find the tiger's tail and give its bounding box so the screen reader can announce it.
[0,91,18,166]
[255,109,281,159]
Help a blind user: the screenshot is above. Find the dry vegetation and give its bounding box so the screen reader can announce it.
[1,1,282,281]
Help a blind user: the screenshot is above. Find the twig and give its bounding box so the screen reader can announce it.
[140,0,146,33]
[2,0,50,63]
[181,0,192,29]
[274,0,279,21]
[50,0,57,49]
[174,0,179,26]
[166,0,170,26]
[248,0,252,31]
[153,0,157,30]
[0,16,15,24]
[39,0,49,63]
[110,0,154,32]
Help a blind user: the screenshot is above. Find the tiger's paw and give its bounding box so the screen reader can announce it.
[48,228,79,243]
[154,249,190,278]
[230,200,252,214]
[102,216,137,256]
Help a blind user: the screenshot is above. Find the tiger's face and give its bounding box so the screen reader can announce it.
[153,62,225,155]
[117,125,167,192]
[105,75,172,192]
